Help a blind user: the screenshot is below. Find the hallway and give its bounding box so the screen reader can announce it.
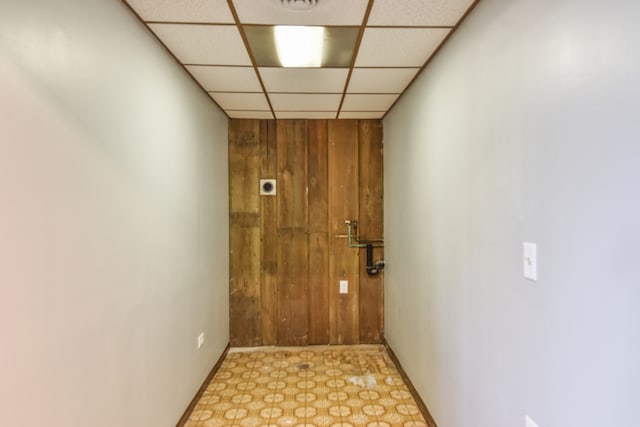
[2,1,639,427]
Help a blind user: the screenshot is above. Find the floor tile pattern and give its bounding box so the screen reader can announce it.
[185,345,427,427]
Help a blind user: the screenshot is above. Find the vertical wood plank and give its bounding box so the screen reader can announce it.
[328,120,360,344]
[276,230,309,345]
[229,119,262,346]
[260,120,277,345]
[358,120,384,343]
[277,120,308,229]
[307,120,330,344]
[276,120,309,345]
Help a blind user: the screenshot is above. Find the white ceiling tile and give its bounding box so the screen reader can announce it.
[209,92,270,110]
[339,111,385,119]
[227,111,275,119]
[269,93,341,111]
[149,24,251,65]
[275,111,337,119]
[259,68,348,93]
[348,68,419,93]
[232,0,368,25]
[355,28,450,67]
[126,0,234,23]
[187,66,262,92]
[368,0,475,26]
[341,94,399,111]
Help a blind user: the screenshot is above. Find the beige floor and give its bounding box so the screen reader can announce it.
[184,345,428,427]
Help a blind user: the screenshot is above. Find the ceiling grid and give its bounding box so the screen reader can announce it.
[123,0,479,119]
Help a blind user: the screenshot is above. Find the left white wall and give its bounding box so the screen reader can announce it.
[0,1,229,426]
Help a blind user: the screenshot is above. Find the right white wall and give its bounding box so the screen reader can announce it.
[383,1,640,426]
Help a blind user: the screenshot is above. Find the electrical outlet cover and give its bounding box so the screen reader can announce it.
[260,179,276,195]
[339,280,348,294]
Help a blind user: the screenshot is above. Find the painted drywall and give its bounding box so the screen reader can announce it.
[0,1,228,426]
[383,0,640,426]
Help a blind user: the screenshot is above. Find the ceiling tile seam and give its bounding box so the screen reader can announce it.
[345,93,402,95]
[365,25,455,29]
[382,0,482,119]
[352,66,421,69]
[341,110,391,112]
[184,64,254,67]
[143,21,236,26]
[335,0,376,119]
[266,92,345,95]
[226,0,275,120]
[208,91,265,94]
[257,66,350,70]
[120,0,229,119]
[241,23,361,29]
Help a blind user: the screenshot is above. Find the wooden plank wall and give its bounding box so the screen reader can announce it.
[229,119,383,346]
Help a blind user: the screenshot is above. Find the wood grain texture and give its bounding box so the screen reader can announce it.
[307,120,330,344]
[328,120,360,344]
[276,120,309,345]
[229,120,262,346]
[260,120,277,345]
[276,230,309,345]
[358,120,384,343]
[228,119,383,346]
[277,120,308,230]
[229,120,261,215]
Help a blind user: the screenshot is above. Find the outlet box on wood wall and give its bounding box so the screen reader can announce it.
[260,178,276,195]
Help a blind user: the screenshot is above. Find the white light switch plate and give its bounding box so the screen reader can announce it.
[197,332,205,349]
[339,280,348,294]
[525,415,539,427]
[523,242,537,281]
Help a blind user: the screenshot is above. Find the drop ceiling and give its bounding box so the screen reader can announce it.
[124,0,478,119]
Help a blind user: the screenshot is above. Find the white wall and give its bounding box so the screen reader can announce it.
[383,0,640,426]
[0,1,228,426]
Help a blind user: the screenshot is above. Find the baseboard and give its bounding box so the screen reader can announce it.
[176,342,231,427]
[383,338,438,427]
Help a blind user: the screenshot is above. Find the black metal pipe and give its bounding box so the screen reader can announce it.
[366,243,379,276]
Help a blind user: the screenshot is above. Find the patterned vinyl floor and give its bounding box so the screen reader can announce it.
[184,345,428,427]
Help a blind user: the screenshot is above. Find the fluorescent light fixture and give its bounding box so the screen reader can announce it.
[274,25,324,67]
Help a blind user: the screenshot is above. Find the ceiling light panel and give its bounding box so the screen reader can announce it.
[275,111,337,119]
[244,26,358,68]
[339,111,385,119]
[187,66,262,92]
[270,93,341,111]
[232,0,369,25]
[149,24,251,65]
[274,25,324,67]
[209,92,270,110]
[227,111,275,119]
[348,68,420,93]
[367,0,475,26]
[126,0,234,23]
[355,28,450,67]
[259,68,348,93]
[341,94,399,111]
